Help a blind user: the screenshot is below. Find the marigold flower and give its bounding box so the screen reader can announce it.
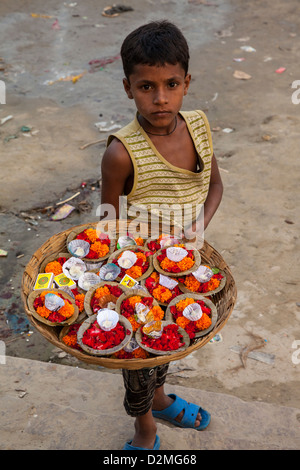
[128,296,142,307]
[134,237,144,246]
[36,305,51,318]
[126,265,143,278]
[176,316,190,329]
[153,285,172,303]
[175,297,195,311]
[94,286,110,299]
[58,301,75,319]
[45,261,63,276]
[75,293,85,312]
[84,228,99,243]
[62,334,77,348]
[195,313,212,330]
[90,241,109,258]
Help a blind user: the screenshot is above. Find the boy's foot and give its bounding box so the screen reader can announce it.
[152,393,210,430]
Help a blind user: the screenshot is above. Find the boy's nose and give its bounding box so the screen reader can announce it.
[153,88,168,105]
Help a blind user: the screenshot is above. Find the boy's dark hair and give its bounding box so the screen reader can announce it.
[121,20,190,79]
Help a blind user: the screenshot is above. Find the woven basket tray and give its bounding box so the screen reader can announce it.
[22,221,237,370]
[153,245,201,277]
[107,245,154,281]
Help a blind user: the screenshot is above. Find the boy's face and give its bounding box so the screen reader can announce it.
[123,62,191,132]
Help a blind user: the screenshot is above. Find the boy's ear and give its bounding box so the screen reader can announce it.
[123,78,133,99]
[183,73,191,96]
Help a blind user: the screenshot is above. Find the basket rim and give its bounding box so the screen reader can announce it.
[21,221,237,369]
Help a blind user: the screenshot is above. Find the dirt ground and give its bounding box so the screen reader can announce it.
[0,0,299,410]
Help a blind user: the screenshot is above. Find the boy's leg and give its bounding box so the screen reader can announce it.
[122,364,168,449]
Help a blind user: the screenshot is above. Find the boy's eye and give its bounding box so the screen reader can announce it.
[141,84,152,91]
[168,81,178,88]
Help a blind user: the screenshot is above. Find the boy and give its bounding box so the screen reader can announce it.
[100,20,223,450]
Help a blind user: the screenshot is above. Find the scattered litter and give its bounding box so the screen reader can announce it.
[275,67,286,74]
[230,346,275,365]
[211,92,218,102]
[47,71,87,85]
[0,249,8,257]
[233,57,245,62]
[50,204,75,221]
[236,36,250,42]
[262,134,274,141]
[212,126,222,132]
[64,2,77,6]
[209,333,222,343]
[56,191,81,206]
[233,70,252,80]
[16,253,25,259]
[240,45,256,52]
[51,19,60,30]
[31,13,54,19]
[79,138,106,150]
[15,389,28,398]
[20,125,31,132]
[102,5,133,17]
[95,121,122,132]
[0,115,13,126]
[230,331,268,369]
[88,55,120,73]
[263,56,273,62]
[222,127,234,133]
[284,219,294,224]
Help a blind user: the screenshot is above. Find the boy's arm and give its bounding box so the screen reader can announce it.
[100,139,133,219]
[185,153,223,239]
[203,153,223,229]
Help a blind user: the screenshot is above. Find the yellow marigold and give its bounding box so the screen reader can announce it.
[45,261,63,276]
[128,295,142,307]
[58,301,75,319]
[84,228,98,243]
[36,305,51,318]
[126,265,143,278]
[90,241,109,257]
[153,285,172,303]
[195,313,212,330]
[176,316,190,329]
[176,297,195,311]
[94,286,110,299]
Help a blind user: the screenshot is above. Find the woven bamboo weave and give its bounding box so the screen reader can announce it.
[21,221,237,370]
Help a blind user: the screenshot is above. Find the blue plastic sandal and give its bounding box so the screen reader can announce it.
[123,434,160,450]
[152,393,210,431]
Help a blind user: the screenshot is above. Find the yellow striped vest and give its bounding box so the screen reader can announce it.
[107,110,213,230]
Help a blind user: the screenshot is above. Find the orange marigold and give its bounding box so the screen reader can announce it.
[75,293,85,312]
[62,334,77,348]
[126,265,143,278]
[90,241,109,257]
[152,285,172,303]
[128,295,142,307]
[150,271,159,283]
[36,305,51,318]
[136,252,147,263]
[177,256,195,271]
[84,228,98,243]
[45,261,63,276]
[184,275,201,292]
[176,316,190,329]
[127,315,141,332]
[150,304,165,320]
[58,301,75,319]
[195,313,212,330]
[93,286,110,299]
[175,297,195,311]
[134,237,144,246]
[207,278,220,291]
